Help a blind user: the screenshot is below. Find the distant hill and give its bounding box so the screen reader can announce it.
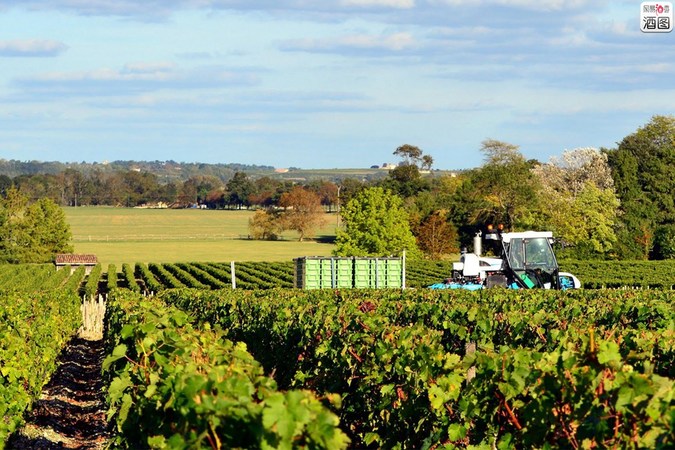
[0,159,458,183]
[0,159,274,182]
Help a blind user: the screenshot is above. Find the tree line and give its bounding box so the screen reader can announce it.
[0,167,344,211]
[1,115,673,261]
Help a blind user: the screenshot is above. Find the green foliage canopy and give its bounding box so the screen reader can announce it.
[532,148,619,258]
[0,188,73,263]
[450,140,538,239]
[334,186,421,258]
[606,115,675,259]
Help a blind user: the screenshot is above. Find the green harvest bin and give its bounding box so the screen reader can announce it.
[319,258,333,289]
[353,258,403,288]
[334,258,354,288]
[294,257,321,289]
[295,256,404,289]
[353,258,372,288]
[384,258,403,288]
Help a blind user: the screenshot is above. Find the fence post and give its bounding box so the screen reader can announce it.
[231,261,236,289]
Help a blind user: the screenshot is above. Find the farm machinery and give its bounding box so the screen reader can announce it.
[430,226,581,290]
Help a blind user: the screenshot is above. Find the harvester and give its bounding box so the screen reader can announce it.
[430,226,580,290]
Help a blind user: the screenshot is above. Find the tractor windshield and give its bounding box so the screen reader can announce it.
[506,237,558,288]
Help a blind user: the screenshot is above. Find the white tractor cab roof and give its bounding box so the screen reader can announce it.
[485,230,554,243]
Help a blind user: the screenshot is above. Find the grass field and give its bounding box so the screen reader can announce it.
[64,207,337,266]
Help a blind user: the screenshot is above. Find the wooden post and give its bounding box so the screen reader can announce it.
[231,261,236,289]
[466,341,476,382]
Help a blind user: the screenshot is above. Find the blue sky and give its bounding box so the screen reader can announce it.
[0,1,672,170]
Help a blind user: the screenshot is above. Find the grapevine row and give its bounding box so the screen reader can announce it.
[0,290,81,443]
[81,263,103,298]
[159,288,674,449]
[121,263,140,293]
[102,289,349,449]
[175,262,228,289]
[106,264,117,292]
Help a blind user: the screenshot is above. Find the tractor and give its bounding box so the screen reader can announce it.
[430,226,580,290]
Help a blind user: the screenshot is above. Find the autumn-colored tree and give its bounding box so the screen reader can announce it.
[248,209,282,240]
[278,186,326,241]
[416,210,459,259]
[308,180,339,212]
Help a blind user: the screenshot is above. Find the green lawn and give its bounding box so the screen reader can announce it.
[64,207,337,266]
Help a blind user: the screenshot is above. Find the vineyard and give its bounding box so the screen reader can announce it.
[1,262,674,449]
[2,260,673,294]
[10,259,664,294]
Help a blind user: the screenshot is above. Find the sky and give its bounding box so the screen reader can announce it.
[0,1,673,170]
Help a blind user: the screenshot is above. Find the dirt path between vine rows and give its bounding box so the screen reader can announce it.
[8,336,110,449]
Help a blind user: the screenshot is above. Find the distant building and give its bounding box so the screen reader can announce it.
[55,254,98,275]
[380,163,397,170]
[275,168,289,173]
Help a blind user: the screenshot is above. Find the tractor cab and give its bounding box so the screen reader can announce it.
[490,231,559,289]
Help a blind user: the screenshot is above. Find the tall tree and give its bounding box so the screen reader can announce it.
[334,186,421,258]
[386,144,434,198]
[606,115,675,259]
[393,144,423,166]
[122,170,161,206]
[460,139,538,232]
[24,198,74,261]
[416,210,459,259]
[421,154,434,171]
[0,188,72,263]
[278,186,326,241]
[306,180,339,212]
[14,173,61,203]
[532,148,619,257]
[60,168,90,206]
[225,172,254,209]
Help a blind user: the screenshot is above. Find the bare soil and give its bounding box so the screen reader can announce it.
[8,337,110,449]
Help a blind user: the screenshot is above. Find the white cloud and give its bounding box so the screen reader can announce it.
[122,61,177,75]
[340,0,415,8]
[430,0,597,11]
[281,32,416,53]
[0,39,67,56]
[638,63,674,74]
[342,32,415,50]
[494,0,594,10]
[11,63,260,99]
